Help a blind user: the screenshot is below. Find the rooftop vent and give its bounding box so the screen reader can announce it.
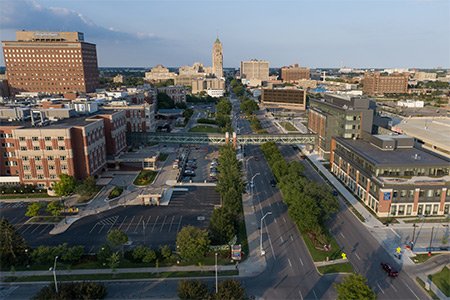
[413,153,421,160]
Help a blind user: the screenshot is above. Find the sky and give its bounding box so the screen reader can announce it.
[0,0,449,68]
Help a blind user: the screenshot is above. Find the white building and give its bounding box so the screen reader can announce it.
[206,89,224,98]
[397,100,424,108]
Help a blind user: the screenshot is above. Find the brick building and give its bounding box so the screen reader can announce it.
[261,88,306,111]
[362,72,408,95]
[331,135,450,217]
[2,31,99,95]
[281,64,310,82]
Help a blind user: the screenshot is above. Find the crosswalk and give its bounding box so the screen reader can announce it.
[0,286,18,299]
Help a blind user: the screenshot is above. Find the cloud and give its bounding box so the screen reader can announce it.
[0,0,161,43]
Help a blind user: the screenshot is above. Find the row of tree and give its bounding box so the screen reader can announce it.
[260,142,338,246]
[230,79,245,97]
[215,98,233,133]
[240,98,259,116]
[157,92,187,109]
[178,279,246,300]
[25,201,63,217]
[53,174,98,197]
[209,144,245,245]
[33,282,107,300]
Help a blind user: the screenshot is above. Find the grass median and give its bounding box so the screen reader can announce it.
[302,233,341,262]
[133,170,158,186]
[3,270,239,283]
[317,262,353,274]
[416,277,440,300]
[428,266,450,297]
[189,125,221,133]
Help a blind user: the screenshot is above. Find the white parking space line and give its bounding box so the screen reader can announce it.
[377,282,385,294]
[9,217,18,224]
[298,290,303,300]
[88,246,95,254]
[20,224,33,234]
[288,258,292,267]
[274,218,278,224]
[117,216,127,230]
[283,217,287,223]
[134,216,144,233]
[160,216,168,232]
[340,232,345,239]
[391,284,398,292]
[30,224,42,234]
[168,216,175,232]
[39,224,51,234]
[125,216,135,233]
[355,253,361,261]
[107,216,119,233]
[290,235,294,242]
[146,216,152,225]
[299,257,304,266]
[151,216,159,233]
[97,224,106,234]
[313,290,318,300]
[280,236,284,243]
[176,216,183,232]
[89,223,98,234]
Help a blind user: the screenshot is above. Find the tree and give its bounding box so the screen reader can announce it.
[75,176,98,196]
[215,279,246,300]
[335,273,376,300]
[25,202,43,217]
[160,245,172,260]
[209,208,235,245]
[33,282,107,300]
[0,218,28,268]
[177,280,210,300]
[132,245,149,261]
[108,252,120,271]
[53,174,76,197]
[46,201,63,217]
[240,99,259,116]
[61,245,84,264]
[107,229,128,256]
[176,226,210,261]
[216,98,232,116]
[157,92,175,109]
[97,244,112,266]
[142,249,157,263]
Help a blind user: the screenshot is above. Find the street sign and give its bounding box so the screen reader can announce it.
[232,245,242,260]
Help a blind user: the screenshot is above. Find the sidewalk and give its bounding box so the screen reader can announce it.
[417,273,449,300]
[0,264,237,278]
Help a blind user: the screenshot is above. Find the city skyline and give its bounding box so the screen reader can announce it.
[1,0,449,68]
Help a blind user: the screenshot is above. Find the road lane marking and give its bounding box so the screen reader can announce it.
[313,290,318,300]
[20,224,33,234]
[88,223,96,234]
[176,216,183,232]
[391,284,398,292]
[274,218,278,224]
[288,258,292,267]
[355,253,361,261]
[134,216,144,233]
[151,216,159,233]
[168,216,175,232]
[280,236,284,243]
[340,232,345,239]
[117,216,127,230]
[290,235,294,241]
[277,202,280,207]
[376,283,385,294]
[399,278,419,299]
[390,228,401,238]
[298,290,303,300]
[283,217,287,223]
[160,216,168,232]
[299,257,304,266]
[146,216,152,225]
[125,216,135,232]
[98,224,105,234]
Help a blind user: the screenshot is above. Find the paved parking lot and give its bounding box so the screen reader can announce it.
[181,146,218,183]
[0,186,220,251]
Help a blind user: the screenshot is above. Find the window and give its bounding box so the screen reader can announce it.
[46,146,52,150]
[57,136,64,141]
[45,136,51,141]
[432,204,439,215]
[58,146,65,150]
[19,137,25,141]
[33,146,40,150]
[48,156,54,161]
[445,204,450,214]
[61,165,67,170]
[406,205,412,216]
[36,165,43,170]
[418,205,423,215]
[34,156,41,161]
[398,205,405,216]
[37,175,44,179]
[425,204,431,215]
[60,156,66,161]
[22,156,28,161]
[20,146,27,151]
[32,137,39,141]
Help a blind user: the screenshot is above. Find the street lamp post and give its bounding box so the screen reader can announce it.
[53,256,59,293]
[260,212,272,256]
[251,173,260,195]
[215,252,218,294]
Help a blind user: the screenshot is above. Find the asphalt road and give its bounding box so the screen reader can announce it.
[0,186,220,251]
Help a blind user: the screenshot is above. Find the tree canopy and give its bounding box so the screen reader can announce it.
[177,280,209,300]
[0,218,28,268]
[335,273,376,300]
[176,226,210,261]
[53,174,76,197]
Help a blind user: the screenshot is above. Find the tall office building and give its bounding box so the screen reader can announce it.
[2,31,99,95]
[212,38,223,78]
[240,60,269,85]
[281,64,310,82]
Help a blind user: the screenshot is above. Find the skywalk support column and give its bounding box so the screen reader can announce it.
[232,132,237,149]
[225,132,230,145]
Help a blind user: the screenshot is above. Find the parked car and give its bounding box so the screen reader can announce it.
[270,179,276,187]
[380,262,398,277]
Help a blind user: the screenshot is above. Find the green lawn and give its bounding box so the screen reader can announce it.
[317,262,353,274]
[158,153,169,161]
[413,253,438,264]
[429,266,450,297]
[279,121,298,132]
[133,170,158,186]
[4,270,239,283]
[416,277,440,300]
[108,186,123,199]
[189,125,221,133]
[404,217,450,224]
[27,216,64,223]
[302,233,341,262]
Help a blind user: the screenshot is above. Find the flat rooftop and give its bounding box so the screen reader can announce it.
[335,137,450,167]
[393,117,450,152]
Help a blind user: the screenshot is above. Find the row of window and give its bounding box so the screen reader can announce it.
[5,48,81,53]
[23,155,66,161]
[23,164,66,171]
[19,146,66,151]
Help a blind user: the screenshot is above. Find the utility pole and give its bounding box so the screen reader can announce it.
[428,227,434,256]
[260,212,272,256]
[53,256,59,293]
[215,252,218,294]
